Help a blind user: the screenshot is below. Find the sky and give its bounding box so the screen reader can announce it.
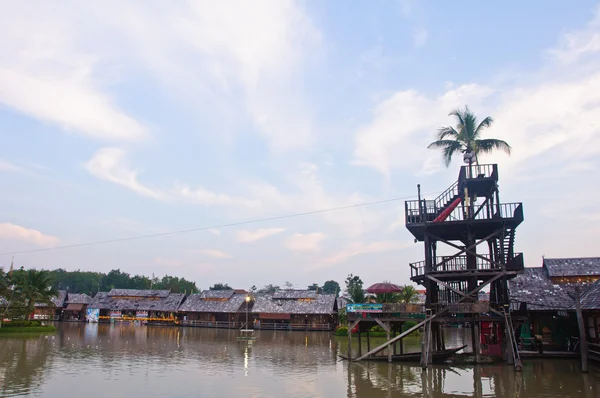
[1,1,600,291]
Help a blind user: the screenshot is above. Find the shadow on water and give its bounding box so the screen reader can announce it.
[0,323,599,397]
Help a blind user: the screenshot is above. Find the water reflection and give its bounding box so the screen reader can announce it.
[0,323,599,397]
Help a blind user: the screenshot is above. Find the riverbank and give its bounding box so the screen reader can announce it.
[0,326,56,334]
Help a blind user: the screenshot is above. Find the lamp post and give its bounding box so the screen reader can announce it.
[245,296,250,329]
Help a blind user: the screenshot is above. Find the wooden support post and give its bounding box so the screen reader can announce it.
[385,326,392,363]
[400,332,404,354]
[393,330,397,355]
[421,318,428,369]
[427,318,433,364]
[347,319,360,360]
[358,331,362,357]
[575,287,588,373]
[347,321,352,360]
[367,330,371,354]
[473,321,481,363]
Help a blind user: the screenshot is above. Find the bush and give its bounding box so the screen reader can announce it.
[370,325,385,333]
[3,320,41,328]
[402,321,417,333]
[334,326,348,336]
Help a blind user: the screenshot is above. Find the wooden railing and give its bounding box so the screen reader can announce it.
[461,164,497,180]
[410,254,524,278]
[406,201,523,225]
[588,342,600,362]
[255,323,333,331]
[182,320,239,328]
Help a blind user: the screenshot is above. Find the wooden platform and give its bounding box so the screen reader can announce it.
[519,350,578,359]
[339,345,466,363]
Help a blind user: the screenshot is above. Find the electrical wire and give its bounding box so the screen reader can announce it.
[0,191,441,256]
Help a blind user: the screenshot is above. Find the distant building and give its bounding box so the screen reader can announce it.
[62,293,93,321]
[251,290,337,331]
[88,289,184,324]
[178,290,250,328]
[33,290,66,320]
[509,257,600,348]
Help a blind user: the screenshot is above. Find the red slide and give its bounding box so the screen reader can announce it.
[433,196,462,222]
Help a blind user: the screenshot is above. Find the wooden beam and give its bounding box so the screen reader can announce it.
[575,287,588,373]
[427,230,505,269]
[375,318,390,333]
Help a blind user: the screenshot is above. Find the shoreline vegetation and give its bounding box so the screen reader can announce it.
[0,320,57,334]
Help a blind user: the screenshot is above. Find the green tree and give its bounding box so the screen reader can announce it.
[321,280,340,296]
[344,274,365,304]
[373,292,400,303]
[307,283,319,291]
[258,284,280,294]
[428,106,511,167]
[209,283,232,290]
[397,285,419,304]
[15,269,58,320]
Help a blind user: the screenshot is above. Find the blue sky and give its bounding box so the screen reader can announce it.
[1,1,600,290]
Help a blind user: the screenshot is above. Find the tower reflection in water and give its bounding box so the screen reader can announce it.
[345,360,598,398]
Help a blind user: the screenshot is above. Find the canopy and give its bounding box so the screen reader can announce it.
[366,283,402,294]
[64,303,84,311]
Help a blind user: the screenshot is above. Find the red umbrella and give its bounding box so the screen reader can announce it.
[366,282,403,294]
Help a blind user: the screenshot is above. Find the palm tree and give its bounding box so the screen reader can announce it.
[428,106,511,167]
[16,270,57,320]
[397,285,419,304]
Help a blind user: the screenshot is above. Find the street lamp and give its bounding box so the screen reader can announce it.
[245,296,250,329]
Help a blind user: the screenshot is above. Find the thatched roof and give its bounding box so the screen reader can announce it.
[273,290,317,299]
[581,279,600,310]
[178,292,247,313]
[544,257,600,277]
[66,293,93,305]
[35,290,66,308]
[509,268,582,311]
[90,291,184,312]
[252,291,336,315]
[200,290,235,299]
[107,289,170,298]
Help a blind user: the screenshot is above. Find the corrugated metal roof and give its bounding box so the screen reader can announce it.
[544,257,600,277]
[252,292,336,314]
[178,293,247,313]
[89,291,184,311]
[107,289,170,298]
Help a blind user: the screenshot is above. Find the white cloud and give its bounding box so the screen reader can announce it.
[208,229,221,236]
[353,84,495,176]
[285,233,325,252]
[0,222,59,247]
[236,228,286,243]
[322,240,411,266]
[550,6,600,63]
[0,4,146,142]
[0,159,22,173]
[177,184,259,207]
[85,148,165,200]
[413,28,428,47]
[189,249,232,259]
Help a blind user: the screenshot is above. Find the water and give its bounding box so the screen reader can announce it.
[0,323,598,397]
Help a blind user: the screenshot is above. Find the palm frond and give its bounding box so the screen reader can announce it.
[476,139,511,155]
[474,116,494,137]
[435,126,460,140]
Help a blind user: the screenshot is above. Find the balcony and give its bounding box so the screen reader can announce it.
[410,253,524,280]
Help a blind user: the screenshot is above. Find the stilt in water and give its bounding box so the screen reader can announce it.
[473,321,481,363]
[358,331,362,357]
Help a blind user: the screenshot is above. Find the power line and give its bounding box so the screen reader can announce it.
[0,191,440,257]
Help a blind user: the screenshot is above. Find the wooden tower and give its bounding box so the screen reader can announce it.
[405,163,524,366]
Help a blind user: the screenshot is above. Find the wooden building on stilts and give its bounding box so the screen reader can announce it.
[348,163,525,369]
